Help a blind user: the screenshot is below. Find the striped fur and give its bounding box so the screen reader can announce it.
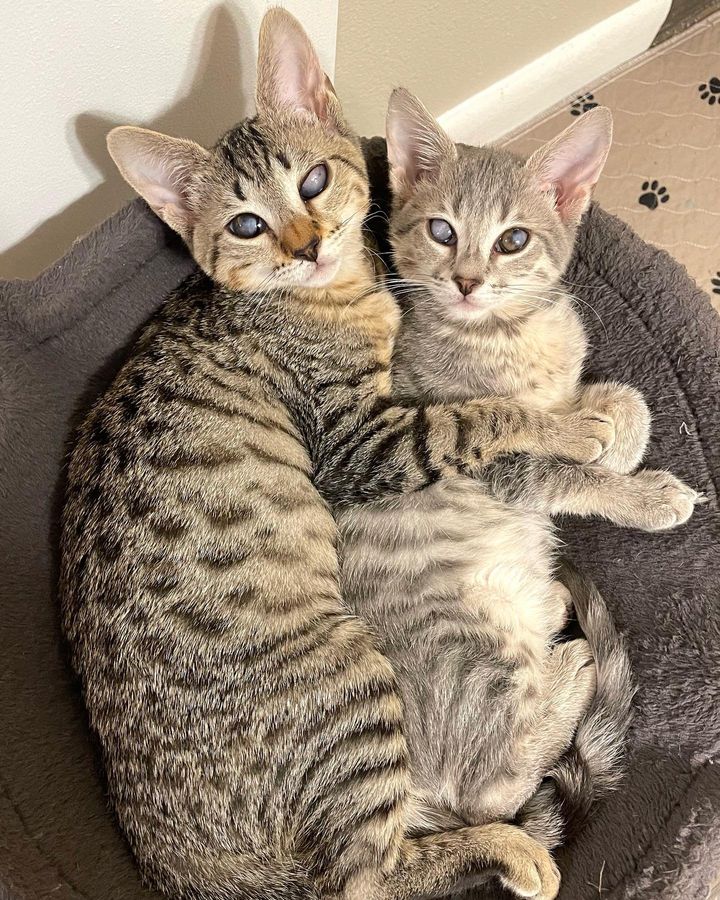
[56,12,628,900]
[336,90,698,864]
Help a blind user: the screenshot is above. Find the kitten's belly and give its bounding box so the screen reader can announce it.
[340,477,558,650]
[338,478,561,823]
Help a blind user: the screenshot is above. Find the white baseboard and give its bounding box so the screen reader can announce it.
[438,0,672,145]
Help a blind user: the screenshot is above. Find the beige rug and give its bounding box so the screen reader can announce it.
[505,11,720,313]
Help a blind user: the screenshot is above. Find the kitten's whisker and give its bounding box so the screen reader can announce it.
[559,277,611,294]
[363,245,389,270]
[244,272,279,321]
[385,275,435,297]
[366,202,390,221]
[564,291,609,340]
[362,209,390,226]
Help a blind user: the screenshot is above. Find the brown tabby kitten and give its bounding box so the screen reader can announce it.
[58,11,617,900]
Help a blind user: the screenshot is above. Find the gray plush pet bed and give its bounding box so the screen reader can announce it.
[1,140,719,900]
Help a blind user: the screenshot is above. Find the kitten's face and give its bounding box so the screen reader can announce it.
[386,90,612,325]
[391,146,576,323]
[108,9,370,297]
[178,116,368,293]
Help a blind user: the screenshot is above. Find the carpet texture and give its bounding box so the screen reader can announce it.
[0,142,718,900]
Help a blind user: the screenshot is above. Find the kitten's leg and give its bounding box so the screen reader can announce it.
[315,397,615,507]
[379,823,560,900]
[578,381,651,474]
[528,639,597,776]
[488,457,700,531]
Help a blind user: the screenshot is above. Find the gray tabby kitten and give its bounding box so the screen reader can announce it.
[58,12,616,900]
[338,89,700,852]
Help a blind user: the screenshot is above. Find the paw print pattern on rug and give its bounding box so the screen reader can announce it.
[711,272,720,295]
[570,92,599,116]
[639,181,670,210]
[698,77,720,105]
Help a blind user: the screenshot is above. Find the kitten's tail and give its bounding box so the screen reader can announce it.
[516,560,635,849]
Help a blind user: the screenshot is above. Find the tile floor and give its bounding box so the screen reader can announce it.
[505,10,720,315]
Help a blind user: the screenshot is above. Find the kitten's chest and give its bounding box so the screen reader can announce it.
[448,307,586,410]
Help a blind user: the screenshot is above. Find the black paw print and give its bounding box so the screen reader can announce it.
[712,272,720,295]
[570,92,599,116]
[698,76,720,105]
[639,180,670,210]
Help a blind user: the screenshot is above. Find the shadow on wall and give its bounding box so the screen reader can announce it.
[1,4,251,281]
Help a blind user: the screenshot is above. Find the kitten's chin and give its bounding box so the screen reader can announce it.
[299,256,341,288]
[442,297,494,323]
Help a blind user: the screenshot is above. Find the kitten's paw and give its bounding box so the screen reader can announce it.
[493,826,561,899]
[580,382,651,473]
[624,469,702,531]
[554,638,597,708]
[548,581,573,634]
[552,411,615,464]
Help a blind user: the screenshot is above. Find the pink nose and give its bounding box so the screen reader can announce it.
[454,277,481,296]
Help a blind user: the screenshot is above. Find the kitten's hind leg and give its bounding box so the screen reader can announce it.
[578,381,650,474]
[548,581,573,634]
[382,823,560,900]
[528,640,597,776]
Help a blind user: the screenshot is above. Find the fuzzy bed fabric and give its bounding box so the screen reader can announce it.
[0,140,718,900]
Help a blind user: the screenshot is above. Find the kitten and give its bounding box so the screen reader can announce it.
[58,12,611,900]
[337,89,699,852]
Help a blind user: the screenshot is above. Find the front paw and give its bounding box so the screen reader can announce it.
[551,411,616,464]
[624,469,702,531]
[580,382,651,474]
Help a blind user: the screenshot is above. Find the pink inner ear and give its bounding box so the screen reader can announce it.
[271,28,327,120]
[536,131,609,221]
[134,155,186,213]
[148,183,184,210]
[539,174,591,214]
[387,120,420,186]
[387,113,441,188]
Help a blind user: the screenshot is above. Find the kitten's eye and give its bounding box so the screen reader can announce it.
[494,227,530,254]
[428,218,457,245]
[227,213,267,239]
[299,163,328,200]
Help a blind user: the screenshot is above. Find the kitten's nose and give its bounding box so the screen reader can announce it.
[454,277,481,296]
[293,234,320,262]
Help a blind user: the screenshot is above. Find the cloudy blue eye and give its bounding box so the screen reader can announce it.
[299,163,328,200]
[495,227,530,254]
[428,218,457,245]
[227,213,267,239]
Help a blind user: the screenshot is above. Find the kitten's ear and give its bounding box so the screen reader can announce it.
[255,8,344,130]
[107,126,209,241]
[386,88,456,199]
[526,107,613,225]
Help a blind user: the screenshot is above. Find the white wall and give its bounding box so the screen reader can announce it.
[335,0,635,136]
[0,1,338,278]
